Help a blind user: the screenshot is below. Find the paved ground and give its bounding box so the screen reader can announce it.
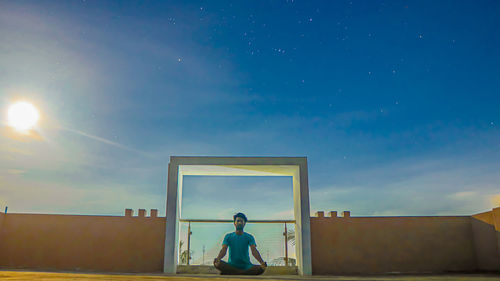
[1,270,500,281]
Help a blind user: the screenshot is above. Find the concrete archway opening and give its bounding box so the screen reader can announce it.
[164,156,312,276]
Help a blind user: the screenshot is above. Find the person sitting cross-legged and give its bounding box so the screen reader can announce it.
[213,212,267,275]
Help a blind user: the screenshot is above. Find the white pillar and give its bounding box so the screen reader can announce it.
[164,163,179,273]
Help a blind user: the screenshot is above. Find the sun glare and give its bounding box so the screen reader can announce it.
[7,101,40,131]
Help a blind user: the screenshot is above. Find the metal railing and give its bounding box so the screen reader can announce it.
[179,219,296,266]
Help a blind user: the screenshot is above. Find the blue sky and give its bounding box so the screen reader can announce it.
[1,0,500,225]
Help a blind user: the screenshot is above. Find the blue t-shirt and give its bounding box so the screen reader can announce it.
[222,232,256,270]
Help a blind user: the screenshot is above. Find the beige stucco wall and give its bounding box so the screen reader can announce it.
[0,212,4,232]
[0,213,165,272]
[310,215,477,274]
[473,210,495,225]
[1,210,499,274]
[471,208,500,271]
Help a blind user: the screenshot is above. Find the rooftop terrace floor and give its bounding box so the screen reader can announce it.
[1,270,500,281]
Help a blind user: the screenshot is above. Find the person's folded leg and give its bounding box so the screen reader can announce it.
[214,260,244,275]
[241,265,265,275]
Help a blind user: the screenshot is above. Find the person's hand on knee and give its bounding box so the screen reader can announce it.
[259,261,267,270]
[213,258,221,267]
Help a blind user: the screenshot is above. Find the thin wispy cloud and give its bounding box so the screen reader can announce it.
[61,127,155,158]
[310,148,500,216]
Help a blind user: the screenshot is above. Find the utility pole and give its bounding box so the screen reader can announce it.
[202,245,205,265]
[187,221,192,265]
[283,222,288,266]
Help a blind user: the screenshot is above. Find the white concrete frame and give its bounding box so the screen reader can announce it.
[163,156,312,276]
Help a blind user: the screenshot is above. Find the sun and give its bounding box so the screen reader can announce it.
[7,101,40,131]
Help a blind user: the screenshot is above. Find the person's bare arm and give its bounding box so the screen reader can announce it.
[213,245,228,266]
[250,244,267,267]
[216,244,228,260]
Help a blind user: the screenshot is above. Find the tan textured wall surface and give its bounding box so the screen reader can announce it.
[1,211,498,274]
[0,214,165,272]
[0,212,4,232]
[472,210,495,225]
[471,208,500,271]
[494,208,500,231]
[310,216,477,274]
